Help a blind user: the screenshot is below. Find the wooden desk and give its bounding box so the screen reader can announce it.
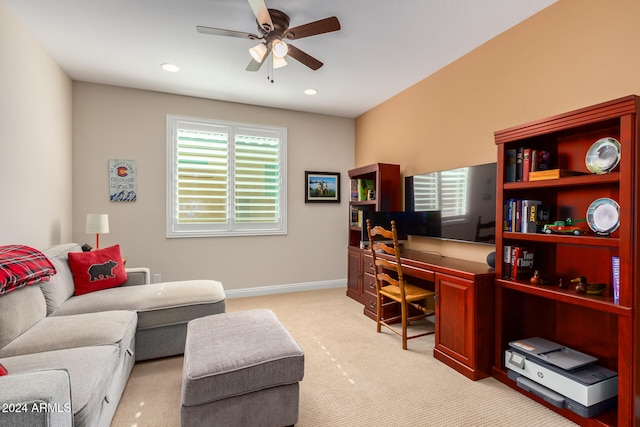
[352,247,495,380]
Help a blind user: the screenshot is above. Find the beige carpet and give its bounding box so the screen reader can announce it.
[111,287,577,426]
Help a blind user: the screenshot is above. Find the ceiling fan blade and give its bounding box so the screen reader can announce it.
[287,44,323,70]
[248,0,274,32]
[284,16,340,40]
[196,26,260,40]
[246,44,271,72]
[246,59,264,72]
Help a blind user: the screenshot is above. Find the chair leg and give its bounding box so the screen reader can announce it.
[401,301,408,350]
[376,292,382,333]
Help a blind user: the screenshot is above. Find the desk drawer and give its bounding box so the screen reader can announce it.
[363,272,376,295]
[363,254,375,275]
[402,264,435,282]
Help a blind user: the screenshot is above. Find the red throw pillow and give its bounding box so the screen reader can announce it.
[68,244,127,296]
[0,364,7,376]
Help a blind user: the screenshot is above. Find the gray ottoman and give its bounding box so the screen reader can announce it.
[181,309,305,427]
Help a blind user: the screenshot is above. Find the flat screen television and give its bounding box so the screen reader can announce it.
[361,210,444,245]
[361,211,409,245]
[404,162,497,245]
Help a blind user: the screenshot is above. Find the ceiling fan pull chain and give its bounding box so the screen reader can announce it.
[269,53,275,83]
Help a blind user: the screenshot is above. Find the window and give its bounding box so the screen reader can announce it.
[166,115,287,237]
[412,167,468,223]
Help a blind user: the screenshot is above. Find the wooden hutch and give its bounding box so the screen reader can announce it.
[492,95,640,426]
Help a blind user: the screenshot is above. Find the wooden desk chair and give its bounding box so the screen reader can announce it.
[366,219,435,350]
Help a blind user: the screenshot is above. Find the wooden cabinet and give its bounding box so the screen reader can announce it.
[346,163,401,306]
[435,274,475,372]
[347,247,364,303]
[492,95,640,426]
[433,271,496,380]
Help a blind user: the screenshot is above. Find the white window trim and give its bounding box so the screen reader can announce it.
[166,114,287,238]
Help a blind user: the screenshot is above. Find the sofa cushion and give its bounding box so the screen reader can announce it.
[0,369,73,427]
[0,310,137,360]
[51,280,226,329]
[40,243,83,315]
[0,345,119,427]
[68,244,127,296]
[0,285,47,350]
[0,245,56,295]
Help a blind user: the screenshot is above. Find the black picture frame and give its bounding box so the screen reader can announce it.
[305,171,341,203]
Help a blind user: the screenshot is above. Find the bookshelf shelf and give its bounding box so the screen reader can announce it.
[503,232,619,247]
[495,279,631,315]
[503,172,620,190]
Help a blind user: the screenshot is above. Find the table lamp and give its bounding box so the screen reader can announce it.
[86,214,109,249]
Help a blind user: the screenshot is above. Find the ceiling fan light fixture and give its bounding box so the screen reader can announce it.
[249,43,268,63]
[272,39,288,58]
[273,56,287,69]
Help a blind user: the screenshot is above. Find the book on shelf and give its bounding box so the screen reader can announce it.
[503,244,512,279]
[503,246,535,280]
[506,148,552,183]
[350,206,359,227]
[528,168,587,181]
[357,179,374,201]
[504,199,550,233]
[515,147,524,182]
[522,148,532,182]
[612,256,620,302]
[505,149,517,182]
[521,200,542,233]
[350,179,359,201]
[533,150,551,171]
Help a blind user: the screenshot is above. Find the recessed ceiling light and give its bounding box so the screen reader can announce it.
[304,89,318,95]
[161,63,180,73]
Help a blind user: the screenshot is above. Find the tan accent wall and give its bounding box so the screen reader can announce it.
[355,0,640,263]
[72,83,354,289]
[0,3,73,248]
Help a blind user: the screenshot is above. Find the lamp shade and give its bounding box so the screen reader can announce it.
[249,43,268,63]
[273,56,287,69]
[86,214,109,234]
[272,40,288,58]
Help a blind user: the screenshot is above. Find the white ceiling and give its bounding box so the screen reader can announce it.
[3,0,557,118]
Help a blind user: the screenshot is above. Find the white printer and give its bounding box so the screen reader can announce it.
[505,337,617,418]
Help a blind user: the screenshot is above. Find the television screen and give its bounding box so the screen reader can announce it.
[361,211,409,244]
[405,162,496,245]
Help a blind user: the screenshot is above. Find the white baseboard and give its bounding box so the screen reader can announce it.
[225,279,346,299]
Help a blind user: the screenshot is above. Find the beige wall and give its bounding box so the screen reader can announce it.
[355,0,640,264]
[72,83,354,290]
[0,3,73,248]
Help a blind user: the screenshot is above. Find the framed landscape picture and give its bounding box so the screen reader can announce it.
[305,171,340,203]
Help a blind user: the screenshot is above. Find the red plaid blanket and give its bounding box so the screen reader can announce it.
[0,245,57,296]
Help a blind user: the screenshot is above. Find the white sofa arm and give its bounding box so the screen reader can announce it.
[123,267,151,286]
[0,369,73,427]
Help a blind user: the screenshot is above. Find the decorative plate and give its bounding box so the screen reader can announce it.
[585,137,620,174]
[586,198,620,235]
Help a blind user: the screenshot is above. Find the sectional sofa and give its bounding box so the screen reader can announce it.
[0,243,226,427]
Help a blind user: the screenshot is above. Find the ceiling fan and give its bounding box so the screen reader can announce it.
[196,0,341,72]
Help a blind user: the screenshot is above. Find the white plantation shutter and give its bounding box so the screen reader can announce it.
[233,130,281,226]
[413,167,468,222]
[167,116,286,237]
